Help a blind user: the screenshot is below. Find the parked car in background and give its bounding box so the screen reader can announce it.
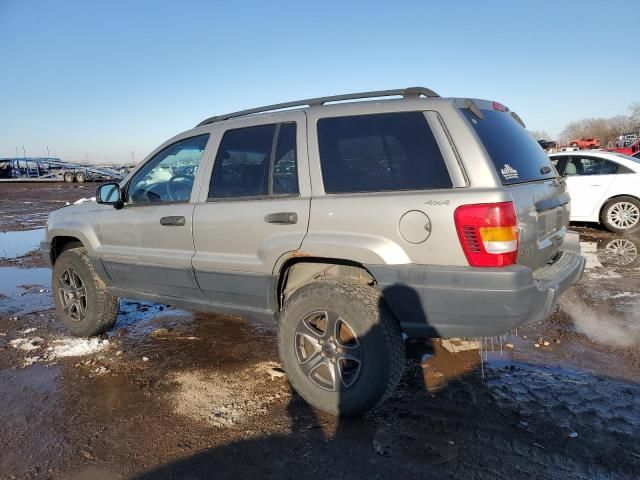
[537,139,557,150]
[549,151,640,233]
[607,138,640,157]
[571,138,601,149]
[615,133,639,148]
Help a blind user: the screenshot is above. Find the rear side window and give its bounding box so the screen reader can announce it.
[317,112,452,193]
[461,108,556,185]
[208,122,298,199]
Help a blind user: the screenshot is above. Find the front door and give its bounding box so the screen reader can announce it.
[99,133,212,299]
[191,112,310,313]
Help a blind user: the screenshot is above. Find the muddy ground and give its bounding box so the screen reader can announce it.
[1,183,639,479]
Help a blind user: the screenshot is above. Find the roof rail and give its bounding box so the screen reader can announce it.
[196,86,440,127]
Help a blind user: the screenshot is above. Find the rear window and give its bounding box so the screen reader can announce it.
[461,108,556,185]
[317,112,452,193]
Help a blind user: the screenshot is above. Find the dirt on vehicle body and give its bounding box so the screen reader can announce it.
[42,88,584,415]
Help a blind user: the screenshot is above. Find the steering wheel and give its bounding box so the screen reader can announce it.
[166,175,194,201]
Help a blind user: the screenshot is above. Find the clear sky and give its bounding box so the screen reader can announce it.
[1,0,638,164]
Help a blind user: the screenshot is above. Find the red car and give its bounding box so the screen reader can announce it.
[571,137,601,149]
[608,138,640,157]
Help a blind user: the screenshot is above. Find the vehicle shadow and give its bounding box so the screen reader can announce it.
[130,284,640,480]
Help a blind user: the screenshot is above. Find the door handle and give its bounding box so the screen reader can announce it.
[264,212,298,224]
[589,184,602,187]
[160,216,186,226]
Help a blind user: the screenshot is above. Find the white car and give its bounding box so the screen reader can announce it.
[549,151,640,233]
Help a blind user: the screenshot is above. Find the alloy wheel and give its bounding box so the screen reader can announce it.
[294,310,362,392]
[58,269,88,321]
[607,202,640,230]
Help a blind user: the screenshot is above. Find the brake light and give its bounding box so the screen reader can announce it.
[492,101,507,112]
[454,202,519,267]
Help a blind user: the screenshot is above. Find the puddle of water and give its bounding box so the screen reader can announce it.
[0,267,50,296]
[0,267,51,314]
[0,228,45,259]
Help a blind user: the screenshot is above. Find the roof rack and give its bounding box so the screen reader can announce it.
[196,86,440,127]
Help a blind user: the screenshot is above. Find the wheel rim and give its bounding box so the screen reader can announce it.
[607,202,640,229]
[58,269,88,321]
[294,310,362,392]
[604,239,638,266]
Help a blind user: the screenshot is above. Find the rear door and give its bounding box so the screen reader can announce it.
[460,104,568,269]
[561,155,615,219]
[191,112,310,312]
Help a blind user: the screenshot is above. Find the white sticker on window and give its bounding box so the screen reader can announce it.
[501,164,519,180]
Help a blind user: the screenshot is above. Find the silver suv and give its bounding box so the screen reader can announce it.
[41,87,585,415]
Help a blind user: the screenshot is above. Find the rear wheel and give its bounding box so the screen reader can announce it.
[75,171,86,183]
[63,172,75,183]
[52,247,119,336]
[601,196,640,233]
[278,277,405,416]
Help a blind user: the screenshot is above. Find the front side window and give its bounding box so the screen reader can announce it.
[127,134,209,204]
[208,122,298,199]
[317,112,452,193]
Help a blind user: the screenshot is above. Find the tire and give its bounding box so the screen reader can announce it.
[278,277,405,416]
[52,247,119,337]
[63,172,75,183]
[75,171,86,183]
[601,196,640,234]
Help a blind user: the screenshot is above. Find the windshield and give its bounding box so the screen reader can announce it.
[461,108,557,185]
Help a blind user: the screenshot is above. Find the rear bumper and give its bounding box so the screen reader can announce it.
[368,231,585,338]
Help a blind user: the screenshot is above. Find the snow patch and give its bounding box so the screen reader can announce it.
[10,337,44,351]
[47,337,110,358]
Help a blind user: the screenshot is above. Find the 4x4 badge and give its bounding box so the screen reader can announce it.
[501,164,519,180]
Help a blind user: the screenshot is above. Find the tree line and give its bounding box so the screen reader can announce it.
[530,102,640,147]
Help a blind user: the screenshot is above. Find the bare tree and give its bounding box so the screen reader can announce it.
[559,103,640,146]
[529,130,551,140]
[630,102,640,124]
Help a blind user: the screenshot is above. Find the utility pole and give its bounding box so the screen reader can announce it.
[22,146,26,159]
[46,146,50,158]
[130,151,135,165]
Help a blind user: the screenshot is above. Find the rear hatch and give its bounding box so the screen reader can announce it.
[460,102,569,269]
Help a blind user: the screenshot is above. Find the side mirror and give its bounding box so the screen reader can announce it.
[96,183,123,208]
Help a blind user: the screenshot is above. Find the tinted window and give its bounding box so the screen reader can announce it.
[564,157,604,176]
[462,109,556,185]
[273,123,298,195]
[317,112,451,193]
[128,134,209,204]
[601,160,620,174]
[209,124,276,198]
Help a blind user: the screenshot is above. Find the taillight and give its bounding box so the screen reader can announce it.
[454,202,519,267]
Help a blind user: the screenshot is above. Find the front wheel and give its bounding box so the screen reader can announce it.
[278,278,405,416]
[52,247,119,336]
[601,196,640,233]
